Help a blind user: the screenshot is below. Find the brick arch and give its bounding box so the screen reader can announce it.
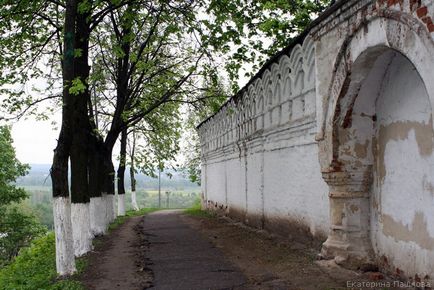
[317,8,434,270]
[318,9,434,170]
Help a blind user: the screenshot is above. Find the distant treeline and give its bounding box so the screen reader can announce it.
[17,164,199,190]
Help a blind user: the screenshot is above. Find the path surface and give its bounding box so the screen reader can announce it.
[80,215,152,290]
[79,210,392,290]
[144,210,246,290]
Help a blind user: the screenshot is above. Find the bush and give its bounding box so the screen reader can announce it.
[0,233,84,290]
[0,206,47,267]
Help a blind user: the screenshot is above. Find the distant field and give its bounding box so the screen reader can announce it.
[17,164,201,229]
[21,185,51,192]
[21,185,201,229]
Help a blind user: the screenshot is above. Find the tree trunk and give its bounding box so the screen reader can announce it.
[51,0,77,276]
[130,131,139,211]
[88,136,107,235]
[117,128,127,216]
[102,4,133,217]
[101,145,116,223]
[52,129,75,275]
[69,4,93,257]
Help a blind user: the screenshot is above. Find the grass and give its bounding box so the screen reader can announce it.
[0,233,84,290]
[183,198,215,218]
[0,207,158,290]
[107,207,158,231]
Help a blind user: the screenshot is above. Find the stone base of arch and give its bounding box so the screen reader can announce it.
[319,167,375,270]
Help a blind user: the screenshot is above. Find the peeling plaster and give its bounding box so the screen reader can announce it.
[382,212,434,251]
[377,119,434,182]
[354,140,370,159]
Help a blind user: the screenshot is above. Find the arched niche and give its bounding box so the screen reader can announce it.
[318,12,434,276]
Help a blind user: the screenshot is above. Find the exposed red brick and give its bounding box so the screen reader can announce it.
[420,16,432,24]
[417,6,428,18]
[428,23,434,32]
[369,272,384,281]
[396,267,404,276]
[410,0,421,11]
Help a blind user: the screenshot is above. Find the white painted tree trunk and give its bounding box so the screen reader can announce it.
[105,194,116,222]
[53,196,76,275]
[131,191,139,211]
[113,194,117,218]
[71,202,93,257]
[89,196,107,236]
[117,194,126,216]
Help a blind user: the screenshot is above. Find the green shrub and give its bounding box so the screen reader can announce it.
[183,198,215,218]
[0,233,84,290]
[0,207,158,289]
[0,206,47,267]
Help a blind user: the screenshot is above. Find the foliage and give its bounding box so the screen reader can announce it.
[0,126,29,205]
[129,106,182,179]
[88,1,224,185]
[0,206,158,289]
[183,197,215,218]
[0,206,47,267]
[180,74,228,185]
[200,0,331,90]
[0,0,62,121]
[0,233,84,290]
[180,0,332,183]
[0,126,47,267]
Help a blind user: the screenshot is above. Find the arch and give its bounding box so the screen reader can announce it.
[318,10,434,272]
[271,63,281,104]
[262,70,273,107]
[319,11,434,157]
[278,55,291,80]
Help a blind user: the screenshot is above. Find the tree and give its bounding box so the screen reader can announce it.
[128,131,139,210]
[0,0,333,276]
[200,0,331,91]
[117,105,182,214]
[0,126,46,267]
[88,0,217,218]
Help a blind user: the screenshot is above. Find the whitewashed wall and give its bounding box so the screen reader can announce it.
[198,37,330,240]
[371,52,434,280]
[199,0,434,282]
[311,0,434,283]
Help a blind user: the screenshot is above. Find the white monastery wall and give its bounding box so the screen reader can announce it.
[199,0,434,283]
[311,0,434,283]
[198,37,330,240]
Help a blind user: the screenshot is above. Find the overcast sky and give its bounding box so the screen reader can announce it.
[9,69,252,166]
[12,116,60,165]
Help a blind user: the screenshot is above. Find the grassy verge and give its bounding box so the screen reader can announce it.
[108,208,158,231]
[0,208,157,290]
[183,198,215,218]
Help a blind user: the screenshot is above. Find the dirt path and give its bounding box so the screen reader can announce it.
[79,210,396,290]
[144,210,247,290]
[183,214,400,290]
[79,216,152,290]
